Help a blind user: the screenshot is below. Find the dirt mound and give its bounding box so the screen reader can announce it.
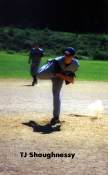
[0,115,108,175]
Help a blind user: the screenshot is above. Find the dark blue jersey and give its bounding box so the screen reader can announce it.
[30,48,44,64]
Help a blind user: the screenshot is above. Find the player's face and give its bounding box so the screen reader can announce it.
[64,55,73,64]
[35,44,39,48]
[33,43,39,49]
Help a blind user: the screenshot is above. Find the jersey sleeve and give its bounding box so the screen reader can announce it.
[73,59,80,72]
[39,48,44,57]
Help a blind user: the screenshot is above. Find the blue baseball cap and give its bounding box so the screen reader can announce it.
[64,47,76,56]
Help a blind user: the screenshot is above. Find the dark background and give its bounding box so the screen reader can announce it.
[0,0,108,33]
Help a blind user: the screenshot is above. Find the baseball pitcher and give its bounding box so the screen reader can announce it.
[36,47,80,125]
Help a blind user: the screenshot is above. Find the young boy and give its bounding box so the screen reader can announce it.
[28,43,44,86]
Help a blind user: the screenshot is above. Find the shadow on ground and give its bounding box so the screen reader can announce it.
[22,121,61,134]
[23,85,33,87]
[69,114,98,121]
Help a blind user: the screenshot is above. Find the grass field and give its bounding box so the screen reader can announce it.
[0,52,108,81]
